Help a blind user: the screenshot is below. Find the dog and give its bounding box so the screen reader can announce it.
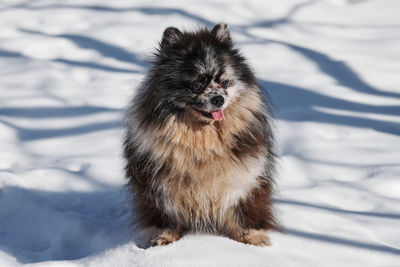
[123,24,279,247]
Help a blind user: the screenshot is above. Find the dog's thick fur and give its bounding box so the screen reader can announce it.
[123,24,279,247]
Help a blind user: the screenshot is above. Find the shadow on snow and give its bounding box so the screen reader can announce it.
[0,186,141,264]
[260,80,400,136]
[286,228,400,255]
[276,198,400,219]
[0,105,122,141]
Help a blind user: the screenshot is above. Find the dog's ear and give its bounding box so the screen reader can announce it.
[211,23,231,44]
[161,27,183,49]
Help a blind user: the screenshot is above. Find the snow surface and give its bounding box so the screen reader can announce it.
[0,0,400,266]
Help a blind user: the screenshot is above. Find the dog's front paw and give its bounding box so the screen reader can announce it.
[241,229,271,247]
[149,229,181,246]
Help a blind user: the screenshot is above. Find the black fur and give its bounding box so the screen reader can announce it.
[123,24,279,247]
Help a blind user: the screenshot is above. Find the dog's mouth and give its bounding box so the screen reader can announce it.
[193,108,224,121]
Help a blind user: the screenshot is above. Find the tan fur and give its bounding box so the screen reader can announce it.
[124,25,279,247]
[239,229,271,247]
[132,87,267,232]
[150,229,182,246]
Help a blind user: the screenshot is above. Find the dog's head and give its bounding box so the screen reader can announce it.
[152,24,257,122]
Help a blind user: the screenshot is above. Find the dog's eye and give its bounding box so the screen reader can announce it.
[221,80,229,88]
[191,83,203,93]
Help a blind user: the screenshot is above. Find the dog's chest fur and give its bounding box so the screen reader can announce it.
[138,110,267,229]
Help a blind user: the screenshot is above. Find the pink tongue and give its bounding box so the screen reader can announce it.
[211,110,224,121]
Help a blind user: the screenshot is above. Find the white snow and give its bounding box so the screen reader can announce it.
[1,0,400,266]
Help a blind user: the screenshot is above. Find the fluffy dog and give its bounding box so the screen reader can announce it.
[123,24,279,247]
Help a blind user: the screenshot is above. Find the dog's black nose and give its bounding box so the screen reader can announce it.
[211,95,224,107]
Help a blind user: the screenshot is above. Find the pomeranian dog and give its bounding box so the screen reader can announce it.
[123,24,279,247]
